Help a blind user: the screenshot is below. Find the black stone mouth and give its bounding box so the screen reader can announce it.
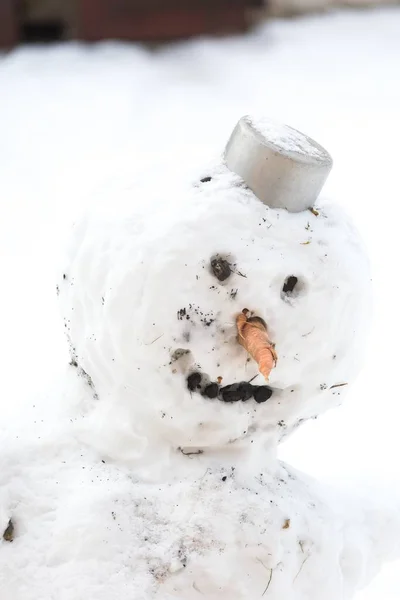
[187,372,273,404]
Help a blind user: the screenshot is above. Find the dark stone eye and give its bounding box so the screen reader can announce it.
[282,276,298,294]
[220,382,254,402]
[187,372,202,391]
[200,176,212,183]
[210,257,231,282]
[203,383,219,399]
[253,386,273,403]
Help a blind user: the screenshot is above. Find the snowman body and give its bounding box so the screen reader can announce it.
[83,460,376,600]
[57,136,397,599]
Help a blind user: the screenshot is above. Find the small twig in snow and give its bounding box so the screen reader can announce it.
[178,447,204,457]
[200,467,211,481]
[263,569,273,596]
[145,334,164,345]
[257,558,273,596]
[193,582,204,595]
[232,268,247,278]
[294,555,310,582]
[329,382,348,389]
[301,327,315,338]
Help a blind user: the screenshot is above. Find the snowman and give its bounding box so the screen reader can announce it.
[58,116,399,599]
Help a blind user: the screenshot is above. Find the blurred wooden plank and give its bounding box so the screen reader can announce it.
[0,0,265,47]
[78,1,257,41]
[90,0,264,7]
[0,0,18,48]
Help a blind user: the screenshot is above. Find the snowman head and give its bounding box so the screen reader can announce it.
[59,118,371,457]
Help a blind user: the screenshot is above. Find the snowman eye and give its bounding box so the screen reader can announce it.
[281,275,304,300]
[210,256,232,282]
[282,276,298,294]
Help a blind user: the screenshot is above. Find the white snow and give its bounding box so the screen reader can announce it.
[268,0,397,17]
[246,116,330,160]
[58,164,371,464]
[1,7,400,600]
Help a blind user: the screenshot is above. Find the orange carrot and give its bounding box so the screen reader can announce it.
[236,309,277,380]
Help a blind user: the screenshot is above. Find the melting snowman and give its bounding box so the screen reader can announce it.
[59,117,399,599]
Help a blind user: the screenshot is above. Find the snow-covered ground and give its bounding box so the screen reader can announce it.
[1,7,400,599]
[267,0,399,16]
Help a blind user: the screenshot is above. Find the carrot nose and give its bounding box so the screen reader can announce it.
[236,309,277,381]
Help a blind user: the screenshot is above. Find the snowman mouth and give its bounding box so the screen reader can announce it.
[176,299,277,405]
[187,372,273,404]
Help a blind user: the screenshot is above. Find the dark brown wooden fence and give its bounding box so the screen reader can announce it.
[0,0,265,48]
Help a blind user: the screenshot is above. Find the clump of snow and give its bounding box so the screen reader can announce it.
[247,115,331,162]
[58,160,371,470]
[45,153,396,599]
[267,0,397,17]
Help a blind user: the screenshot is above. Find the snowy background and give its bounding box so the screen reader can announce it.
[1,6,400,598]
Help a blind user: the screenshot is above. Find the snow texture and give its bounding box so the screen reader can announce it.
[53,157,391,599]
[247,116,330,161]
[58,163,370,463]
[267,0,397,16]
[1,7,400,600]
